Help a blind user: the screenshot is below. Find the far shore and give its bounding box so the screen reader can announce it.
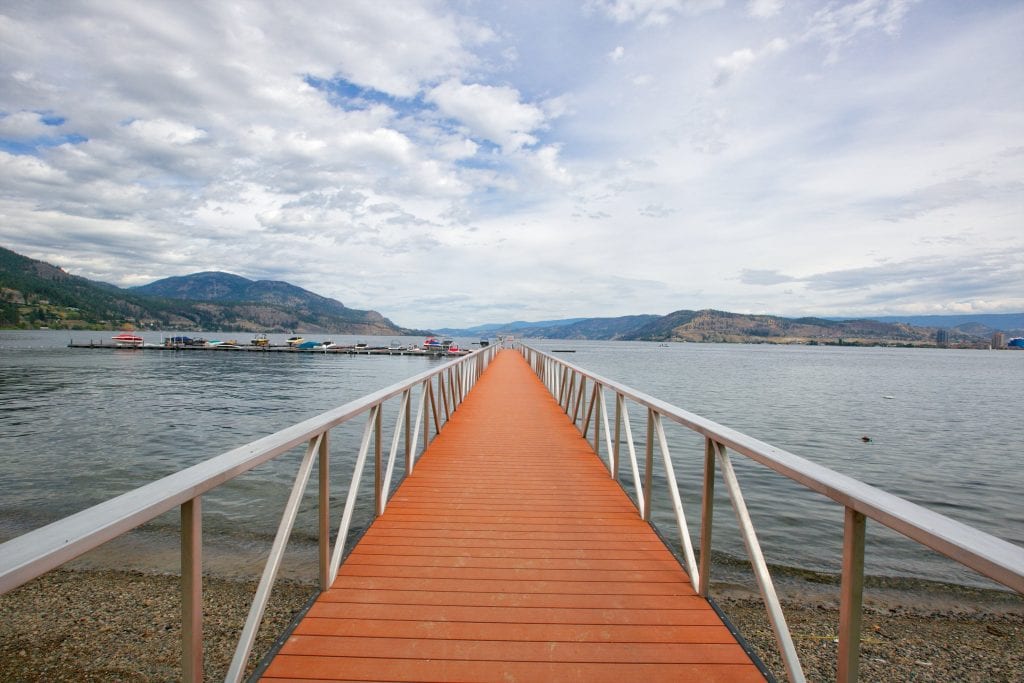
[1,568,1020,682]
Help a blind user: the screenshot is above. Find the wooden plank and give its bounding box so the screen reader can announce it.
[261,349,763,682]
[263,659,764,683]
[293,618,739,642]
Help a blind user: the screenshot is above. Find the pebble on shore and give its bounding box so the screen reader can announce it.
[717,596,1024,682]
[0,569,1022,682]
[0,569,313,682]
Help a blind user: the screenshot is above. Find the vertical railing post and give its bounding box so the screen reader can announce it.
[612,393,622,481]
[699,438,715,597]
[374,405,383,516]
[423,381,431,446]
[440,373,452,422]
[597,386,616,475]
[427,379,441,437]
[318,432,330,591]
[181,497,202,683]
[643,409,654,522]
[404,388,412,476]
[455,364,464,406]
[449,367,458,411]
[838,507,866,683]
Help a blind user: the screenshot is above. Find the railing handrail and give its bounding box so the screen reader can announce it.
[519,344,1024,593]
[0,347,491,595]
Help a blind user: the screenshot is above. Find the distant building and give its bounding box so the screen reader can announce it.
[935,329,949,347]
[992,332,1005,349]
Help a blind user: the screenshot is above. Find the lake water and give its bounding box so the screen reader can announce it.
[1,330,1021,592]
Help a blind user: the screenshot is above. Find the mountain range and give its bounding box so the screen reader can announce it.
[2,244,1021,345]
[0,246,409,334]
[440,310,1023,345]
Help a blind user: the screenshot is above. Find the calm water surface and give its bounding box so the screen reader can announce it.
[1,331,1021,589]
[530,339,1023,589]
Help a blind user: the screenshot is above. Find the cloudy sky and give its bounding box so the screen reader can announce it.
[1,1,1021,328]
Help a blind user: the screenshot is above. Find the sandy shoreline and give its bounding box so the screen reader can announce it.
[1,569,1021,682]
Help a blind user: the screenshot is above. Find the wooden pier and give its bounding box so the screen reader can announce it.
[260,350,765,682]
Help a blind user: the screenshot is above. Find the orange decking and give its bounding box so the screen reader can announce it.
[262,350,764,682]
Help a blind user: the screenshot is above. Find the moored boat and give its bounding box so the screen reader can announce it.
[112,332,143,347]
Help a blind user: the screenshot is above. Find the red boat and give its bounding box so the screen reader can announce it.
[112,332,144,347]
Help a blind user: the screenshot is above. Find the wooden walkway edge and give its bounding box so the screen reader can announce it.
[261,349,765,682]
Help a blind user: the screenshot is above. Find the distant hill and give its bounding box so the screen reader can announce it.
[437,308,1022,346]
[0,245,408,334]
[0,246,154,329]
[438,315,659,340]
[622,309,936,344]
[436,318,589,335]
[130,272,403,333]
[869,313,1024,338]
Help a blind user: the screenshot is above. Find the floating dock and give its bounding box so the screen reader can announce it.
[259,350,765,682]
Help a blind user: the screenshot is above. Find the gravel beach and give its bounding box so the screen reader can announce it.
[717,594,1024,682]
[0,569,313,682]
[1,569,1021,682]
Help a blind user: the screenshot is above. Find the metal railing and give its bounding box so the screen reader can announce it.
[518,343,1024,683]
[0,343,500,682]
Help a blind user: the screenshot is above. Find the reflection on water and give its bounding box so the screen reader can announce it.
[1,331,1021,590]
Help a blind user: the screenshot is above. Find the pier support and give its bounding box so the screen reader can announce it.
[181,497,203,682]
[839,507,866,682]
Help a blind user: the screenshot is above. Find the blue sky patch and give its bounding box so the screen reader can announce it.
[0,133,87,155]
[305,75,413,112]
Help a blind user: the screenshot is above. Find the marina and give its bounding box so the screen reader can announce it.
[68,335,474,356]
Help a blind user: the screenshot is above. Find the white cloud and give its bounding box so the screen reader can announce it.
[0,0,1020,327]
[0,151,69,185]
[713,38,788,86]
[714,49,758,86]
[125,119,207,146]
[747,0,784,19]
[0,111,55,141]
[427,79,548,152]
[804,0,920,64]
[589,0,726,26]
